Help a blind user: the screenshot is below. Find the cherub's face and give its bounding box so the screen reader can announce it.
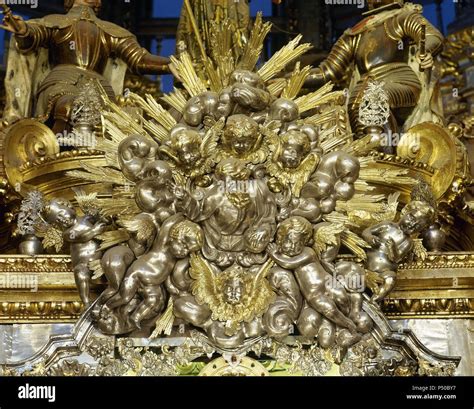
[224,116,259,156]
[224,279,244,305]
[177,141,201,167]
[170,236,201,259]
[279,139,307,169]
[399,209,429,235]
[52,206,76,228]
[278,231,305,256]
[232,135,255,156]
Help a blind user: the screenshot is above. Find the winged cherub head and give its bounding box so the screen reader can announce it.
[278,130,312,169]
[169,128,202,169]
[223,276,245,305]
[223,115,261,158]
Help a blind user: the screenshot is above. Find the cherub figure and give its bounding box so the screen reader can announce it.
[267,217,359,338]
[219,114,268,165]
[178,256,275,337]
[362,201,435,302]
[266,129,320,197]
[41,198,107,306]
[159,120,224,184]
[104,215,203,329]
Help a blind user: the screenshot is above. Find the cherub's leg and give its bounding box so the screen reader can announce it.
[74,263,91,307]
[310,294,358,333]
[130,289,165,329]
[329,286,351,316]
[318,318,336,349]
[174,295,212,328]
[100,246,135,303]
[106,272,139,310]
[372,270,396,303]
[295,266,358,333]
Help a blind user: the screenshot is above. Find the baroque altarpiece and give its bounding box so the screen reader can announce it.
[0,0,472,377]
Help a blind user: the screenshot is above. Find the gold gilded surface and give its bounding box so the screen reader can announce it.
[397,122,457,199]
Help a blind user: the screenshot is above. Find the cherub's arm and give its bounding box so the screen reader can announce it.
[362,223,387,247]
[170,258,192,293]
[65,221,106,243]
[179,189,220,222]
[268,246,315,270]
[388,236,413,263]
[155,213,184,247]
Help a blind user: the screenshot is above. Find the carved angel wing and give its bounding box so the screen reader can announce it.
[313,222,345,256]
[118,214,156,244]
[247,260,276,319]
[189,254,219,309]
[89,258,104,280]
[292,153,319,197]
[260,122,281,155]
[73,189,99,217]
[200,117,225,159]
[96,230,130,251]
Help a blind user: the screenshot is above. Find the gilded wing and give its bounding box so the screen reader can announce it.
[118,215,156,244]
[200,117,225,158]
[340,229,370,260]
[96,230,130,251]
[35,224,64,253]
[292,153,319,197]
[89,258,104,280]
[260,122,281,155]
[73,189,99,217]
[313,222,345,256]
[189,254,219,310]
[246,260,276,320]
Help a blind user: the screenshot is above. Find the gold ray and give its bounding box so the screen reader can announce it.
[170,51,208,97]
[238,12,272,71]
[161,88,188,114]
[67,162,128,186]
[281,62,312,99]
[295,85,344,113]
[129,93,177,130]
[267,78,287,98]
[258,34,312,82]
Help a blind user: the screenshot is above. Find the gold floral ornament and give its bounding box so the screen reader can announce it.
[189,254,276,336]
